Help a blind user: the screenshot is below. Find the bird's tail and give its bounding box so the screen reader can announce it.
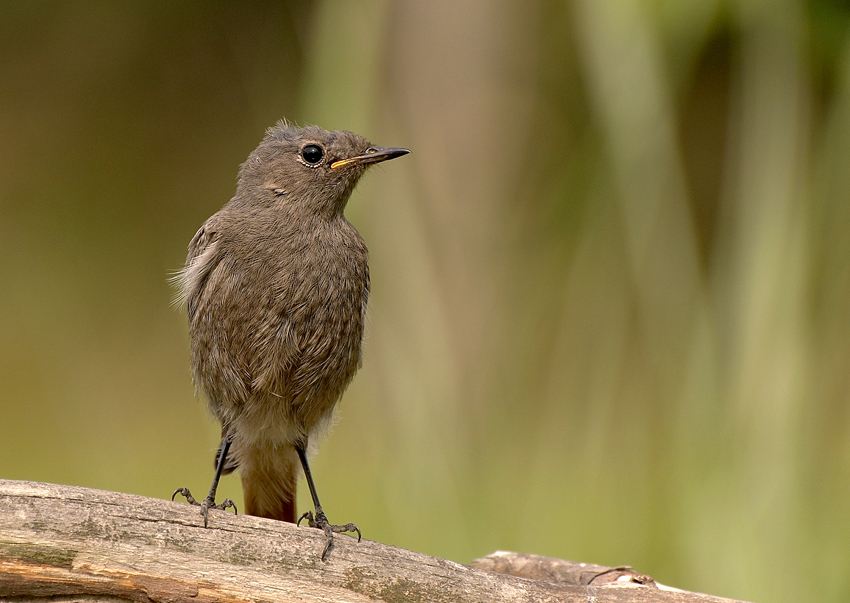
[237,445,300,523]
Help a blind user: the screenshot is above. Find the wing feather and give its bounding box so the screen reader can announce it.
[175,217,224,319]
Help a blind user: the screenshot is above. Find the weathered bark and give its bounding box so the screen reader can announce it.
[0,480,747,602]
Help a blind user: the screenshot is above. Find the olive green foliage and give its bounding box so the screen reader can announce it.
[1,2,849,602]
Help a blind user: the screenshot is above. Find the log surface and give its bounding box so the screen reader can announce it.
[0,480,748,602]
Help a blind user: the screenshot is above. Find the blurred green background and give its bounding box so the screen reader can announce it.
[2,1,850,601]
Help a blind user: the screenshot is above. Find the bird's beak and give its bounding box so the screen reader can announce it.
[330,147,410,169]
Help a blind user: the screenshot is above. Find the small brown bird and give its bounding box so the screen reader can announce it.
[172,121,409,559]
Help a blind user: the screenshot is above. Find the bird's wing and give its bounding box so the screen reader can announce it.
[176,215,224,319]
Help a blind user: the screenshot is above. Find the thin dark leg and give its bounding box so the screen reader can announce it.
[172,438,237,527]
[297,446,324,514]
[206,438,232,505]
[295,446,361,561]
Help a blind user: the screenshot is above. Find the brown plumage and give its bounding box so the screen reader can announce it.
[172,121,409,558]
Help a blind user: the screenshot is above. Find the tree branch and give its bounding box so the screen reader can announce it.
[0,480,747,602]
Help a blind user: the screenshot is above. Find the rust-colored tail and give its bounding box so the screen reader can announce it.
[238,445,300,523]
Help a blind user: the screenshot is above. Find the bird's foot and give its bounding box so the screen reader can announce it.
[297,509,361,561]
[172,487,237,528]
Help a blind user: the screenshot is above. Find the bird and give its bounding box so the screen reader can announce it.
[171,120,409,559]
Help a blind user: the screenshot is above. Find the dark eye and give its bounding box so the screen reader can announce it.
[301,144,324,165]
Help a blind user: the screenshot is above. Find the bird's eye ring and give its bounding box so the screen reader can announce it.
[300,144,325,166]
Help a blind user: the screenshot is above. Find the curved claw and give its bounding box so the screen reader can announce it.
[297,509,361,560]
[297,511,313,527]
[217,498,238,515]
[321,533,334,561]
[172,487,236,528]
[201,496,238,527]
[333,523,361,542]
[172,487,199,505]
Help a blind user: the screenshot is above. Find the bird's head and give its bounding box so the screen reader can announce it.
[234,121,409,218]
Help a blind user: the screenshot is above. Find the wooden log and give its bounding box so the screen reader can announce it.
[0,480,747,602]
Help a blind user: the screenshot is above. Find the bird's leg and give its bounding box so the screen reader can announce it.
[295,445,361,560]
[172,438,237,527]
